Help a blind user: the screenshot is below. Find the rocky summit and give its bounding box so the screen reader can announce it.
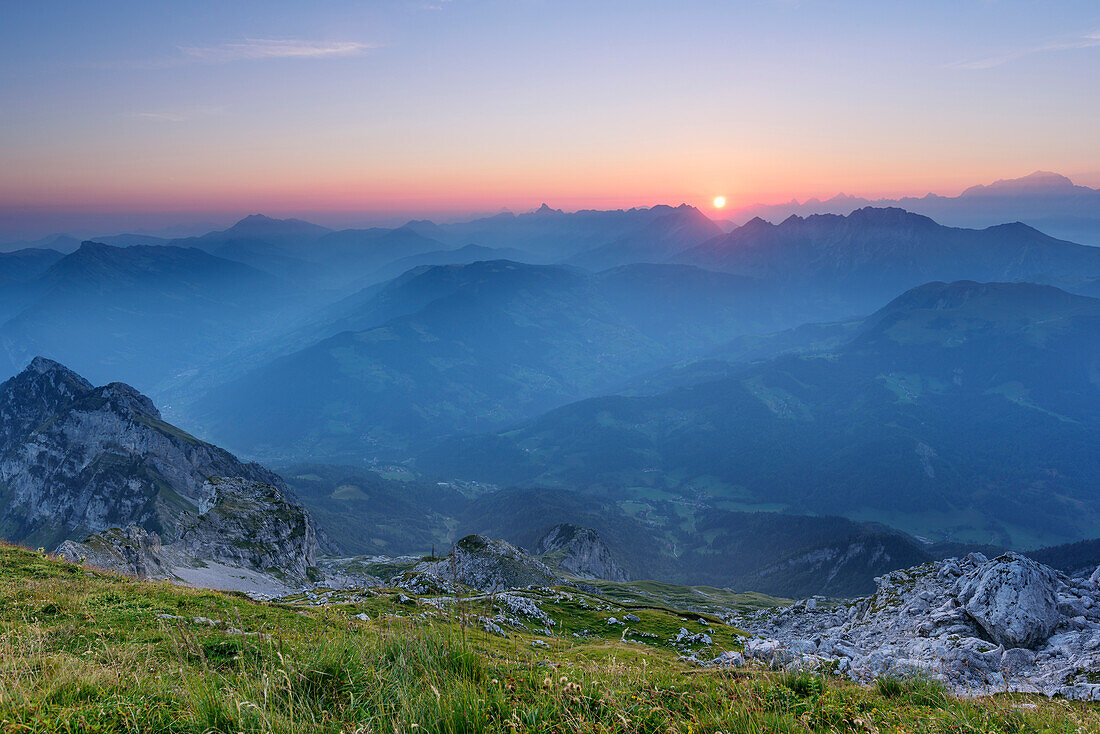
[0,357,320,589]
[533,523,629,581]
[723,552,1100,700]
[412,534,567,591]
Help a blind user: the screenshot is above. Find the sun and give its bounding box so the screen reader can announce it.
[713,196,726,209]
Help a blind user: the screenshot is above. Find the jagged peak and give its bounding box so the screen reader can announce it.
[18,357,93,392]
[843,206,937,226]
[236,213,277,224]
[226,214,329,233]
[961,171,1078,197]
[739,216,775,231]
[29,355,74,375]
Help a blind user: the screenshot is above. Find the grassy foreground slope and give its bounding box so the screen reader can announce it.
[1,544,1097,733]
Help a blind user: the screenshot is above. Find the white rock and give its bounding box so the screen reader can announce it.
[957,552,1059,649]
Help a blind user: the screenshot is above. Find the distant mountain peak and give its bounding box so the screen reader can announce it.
[843,206,938,227]
[739,216,775,231]
[225,214,330,236]
[961,171,1077,197]
[237,213,277,224]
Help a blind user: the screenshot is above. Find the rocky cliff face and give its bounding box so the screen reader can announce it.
[724,552,1100,700]
[57,478,318,583]
[0,357,320,585]
[533,523,629,581]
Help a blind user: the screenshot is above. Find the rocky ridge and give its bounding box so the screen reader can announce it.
[57,477,318,585]
[0,357,321,590]
[411,534,567,591]
[533,523,629,581]
[723,552,1100,700]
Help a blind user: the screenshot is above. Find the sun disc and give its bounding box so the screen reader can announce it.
[713,196,726,208]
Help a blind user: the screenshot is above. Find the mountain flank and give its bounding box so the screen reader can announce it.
[0,357,321,590]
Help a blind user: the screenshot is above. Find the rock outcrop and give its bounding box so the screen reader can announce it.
[412,534,566,591]
[533,523,629,581]
[57,477,318,582]
[0,358,320,586]
[724,552,1100,700]
[57,525,170,580]
[957,551,1059,648]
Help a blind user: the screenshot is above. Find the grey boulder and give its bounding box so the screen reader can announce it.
[956,552,1059,649]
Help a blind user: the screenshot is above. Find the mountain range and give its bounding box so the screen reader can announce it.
[165,205,1100,462]
[0,193,1099,596]
[0,242,303,390]
[729,171,1100,245]
[188,259,785,460]
[424,280,1100,549]
[678,206,1100,314]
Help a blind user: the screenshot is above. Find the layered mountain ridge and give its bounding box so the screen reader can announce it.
[425,280,1100,548]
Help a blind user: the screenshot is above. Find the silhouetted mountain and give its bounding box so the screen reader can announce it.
[404,204,719,262]
[731,172,1100,244]
[0,242,294,389]
[426,281,1100,549]
[195,214,331,246]
[369,243,537,282]
[168,216,454,288]
[678,207,1100,314]
[567,205,722,270]
[312,225,450,273]
[0,233,82,254]
[0,248,64,285]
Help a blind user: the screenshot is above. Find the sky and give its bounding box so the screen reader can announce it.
[1,0,1099,238]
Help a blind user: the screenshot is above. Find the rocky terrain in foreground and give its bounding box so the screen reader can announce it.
[724,552,1100,700]
[293,537,1100,701]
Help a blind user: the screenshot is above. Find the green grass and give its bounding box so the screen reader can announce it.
[0,543,1097,733]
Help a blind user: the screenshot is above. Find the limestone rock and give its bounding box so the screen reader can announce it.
[57,525,170,580]
[0,358,321,585]
[957,552,1059,649]
[412,534,566,591]
[533,523,629,581]
[723,552,1100,700]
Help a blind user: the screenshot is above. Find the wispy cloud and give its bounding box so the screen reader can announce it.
[127,106,227,123]
[947,29,1100,70]
[179,39,374,63]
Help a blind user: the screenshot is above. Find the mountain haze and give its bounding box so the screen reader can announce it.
[426,281,1100,548]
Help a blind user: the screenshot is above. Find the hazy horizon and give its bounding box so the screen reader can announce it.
[3,1,1100,240]
[2,168,1098,243]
